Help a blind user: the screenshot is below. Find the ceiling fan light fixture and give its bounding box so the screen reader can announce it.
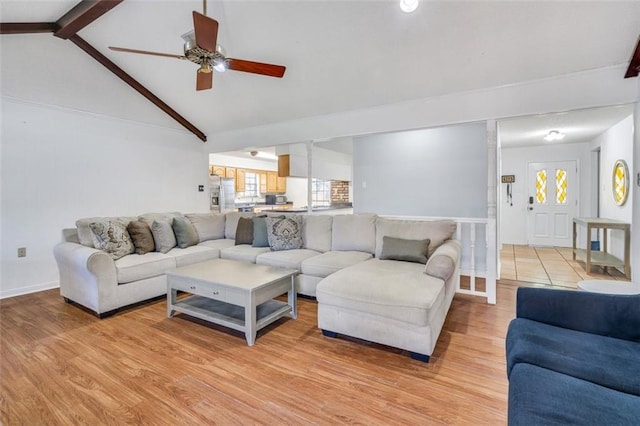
[544,130,565,142]
[400,0,419,13]
[213,58,226,72]
[198,63,212,73]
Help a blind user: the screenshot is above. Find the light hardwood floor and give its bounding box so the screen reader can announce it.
[1,281,520,425]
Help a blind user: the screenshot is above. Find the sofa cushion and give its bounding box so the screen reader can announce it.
[256,249,320,271]
[331,214,377,254]
[303,215,332,252]
[225,212,255,239]
[167,245,220,268]
[508,363,640,426]
[301,251,373,278]
[425,240,460,281]
[220,245,270,263]
[138,212,183,227]
[380,236,430,264]
[151,221,177,254]
[316,259,445,327]
[198,239,235,250]
[185,213,226,242]
[266,215,303,251]
[76,216,136,248]
[127,220,155,255]
[89,219,135,260]
[506,318,640,396]
[115,252,176,284]
[375,218,456,258]
[235,217,254,245]
[172,216,199,249]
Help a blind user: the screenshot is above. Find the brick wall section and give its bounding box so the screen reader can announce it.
[331,180,350,203]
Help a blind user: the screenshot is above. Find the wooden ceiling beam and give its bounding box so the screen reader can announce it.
[54,0,124,40]
[69,35,207,142]
[0,22,58,34]
[624,35,640,78]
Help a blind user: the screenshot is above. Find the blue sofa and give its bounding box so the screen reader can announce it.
[506,287,640,425]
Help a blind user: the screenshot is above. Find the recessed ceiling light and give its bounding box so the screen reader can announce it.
[544,130,565,142]
[400,0,419,13]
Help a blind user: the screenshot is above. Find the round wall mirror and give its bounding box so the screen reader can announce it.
[612,159,629,206]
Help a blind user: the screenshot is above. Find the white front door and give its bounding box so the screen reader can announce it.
[527,161,578,247]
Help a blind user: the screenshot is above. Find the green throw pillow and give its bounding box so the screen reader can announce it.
[252,216,270,247]
[172,216,199,249]
[380,236,430,264]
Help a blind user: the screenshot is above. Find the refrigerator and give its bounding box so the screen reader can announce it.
[209,175,235,213]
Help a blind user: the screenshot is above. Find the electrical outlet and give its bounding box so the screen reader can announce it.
[17,247,26,258]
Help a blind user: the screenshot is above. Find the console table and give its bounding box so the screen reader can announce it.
[572,217,631,279]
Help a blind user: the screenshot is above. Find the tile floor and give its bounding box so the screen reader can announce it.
[500,244,629,289]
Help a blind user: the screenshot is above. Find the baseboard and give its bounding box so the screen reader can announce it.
[0,281,60,299]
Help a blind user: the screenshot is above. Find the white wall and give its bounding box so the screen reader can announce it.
[353,122,487,218]
[284,177,309,208]
[208,153,277,172]
[275,144,352,181]
[207,65,637,152]
[633,90,640,282]
[500,142,592,246]
[1,99,209,298]
[592,115,634,261]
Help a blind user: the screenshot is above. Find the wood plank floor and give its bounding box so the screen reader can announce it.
[0,282,523,425]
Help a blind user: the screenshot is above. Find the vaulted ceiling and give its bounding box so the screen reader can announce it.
[1,1,639,146]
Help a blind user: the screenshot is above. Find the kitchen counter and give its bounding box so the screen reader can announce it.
[270,204,353,213]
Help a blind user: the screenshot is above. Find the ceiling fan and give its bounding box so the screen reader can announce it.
[108,3,286,91]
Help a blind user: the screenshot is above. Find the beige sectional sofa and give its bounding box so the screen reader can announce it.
[54,211,460,361]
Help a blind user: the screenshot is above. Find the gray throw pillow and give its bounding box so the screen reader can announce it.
[151,221,177,253]
[380,236,430,264]
[89,219,135,260]
[172,216,199,249]
[265,215,303,251]
[252,216,270,247]
[127,220,155,255]
[235,217,254,245]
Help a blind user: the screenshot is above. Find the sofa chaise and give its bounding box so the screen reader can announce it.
[506,287,640,425]
[55,211,461,361]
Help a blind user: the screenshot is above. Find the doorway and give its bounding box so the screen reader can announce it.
[526,160,577,247]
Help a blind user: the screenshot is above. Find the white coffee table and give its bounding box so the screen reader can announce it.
[577,279,640,295]
[167,259,298,346]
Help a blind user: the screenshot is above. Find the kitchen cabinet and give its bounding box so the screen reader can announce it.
[236,168,246,192]
[259,172,267,194]
[225,167,236,179]
[266,171,278,193]
[276,176,287,193]
[278,155,290,177]
[211,165,225,176]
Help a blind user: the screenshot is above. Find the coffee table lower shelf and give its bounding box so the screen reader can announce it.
[171,295,292,336]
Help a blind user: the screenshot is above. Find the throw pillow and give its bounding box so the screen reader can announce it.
[151,221,177,254]
[235,217,254,245]
[252,216,270,247]
[172,216,199,249]
[88,220,135,260]
[265,215,303,251]
[127,220,155,255]
[185,213,225,241]
[380,236,430,264]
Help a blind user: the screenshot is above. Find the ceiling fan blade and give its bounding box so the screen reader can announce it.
[196,70,213,91]
[192,11,218,52]
[227,59,286,78]
[109,46,186,60]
